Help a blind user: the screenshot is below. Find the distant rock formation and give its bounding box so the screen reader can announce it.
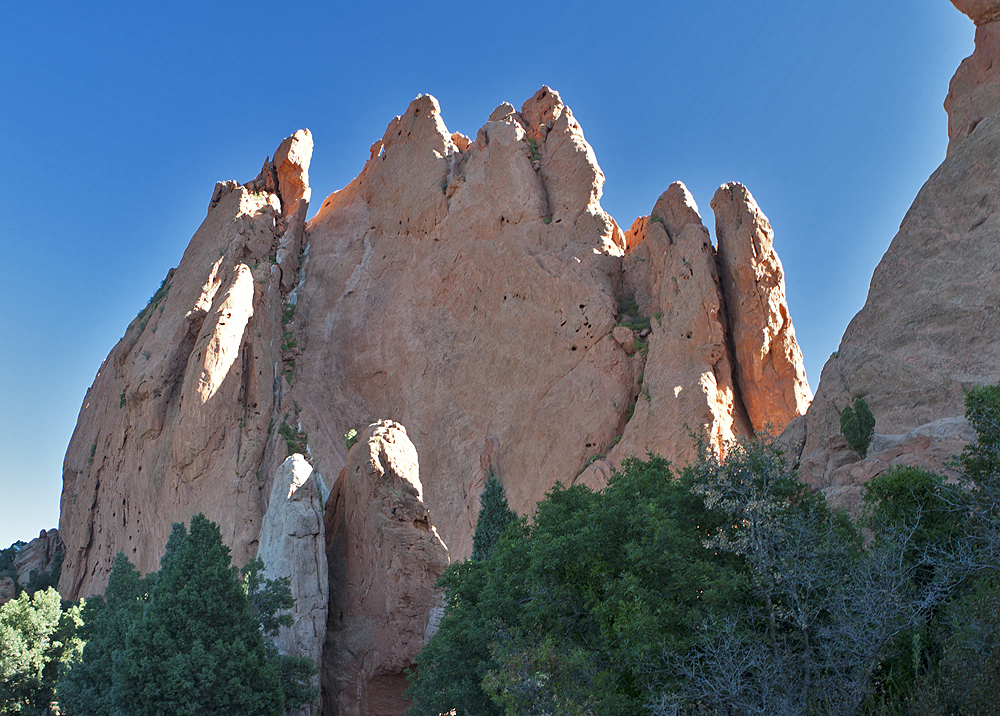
[791,0,1000,504]
[0,577,15,606]
[323,421,449,716]
[14,529,63,589]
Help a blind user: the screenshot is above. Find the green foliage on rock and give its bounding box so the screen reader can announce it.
[841,397,876,457]
[0,588,82,715]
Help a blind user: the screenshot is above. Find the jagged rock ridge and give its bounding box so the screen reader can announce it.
[57,87,811,714]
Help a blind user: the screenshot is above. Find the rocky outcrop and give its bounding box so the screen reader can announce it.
[257,454,329,716]
[577,183,748,488]
[950,0,1000,25]
[794,3,1000,491]
[0,577,15,606]
[945,1,1000,152]
[58,132,313,599]
[13,529,63,589]
[712,183,812,433]
[323,421,449,716]
[57,86,811,716]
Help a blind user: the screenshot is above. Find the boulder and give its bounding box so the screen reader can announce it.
[257,454,329,716]
[323,421,449,716]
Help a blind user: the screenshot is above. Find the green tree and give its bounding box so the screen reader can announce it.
[471,470,516,563]
[119,514,283,715]
[841,397,876,457]
[959,382,1000,483]
[240,557,319,710]
[57,551,150,716]
[0,588,82,715]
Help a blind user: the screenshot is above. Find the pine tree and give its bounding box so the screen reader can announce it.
[58,551,149,715]
[471,469,517,562]
[119,514,283,715]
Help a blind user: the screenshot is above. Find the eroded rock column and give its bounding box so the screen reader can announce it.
[323,421,449,716]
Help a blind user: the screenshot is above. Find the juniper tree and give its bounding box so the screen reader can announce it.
[119,514,283,715]
[57,551,150,716]
[471,470,516,563]
[840,397,876,458]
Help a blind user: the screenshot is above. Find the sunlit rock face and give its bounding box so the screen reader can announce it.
[57,86,812,716]
[58,132,312,599]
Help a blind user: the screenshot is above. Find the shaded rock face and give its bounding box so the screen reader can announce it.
[793,9,1000,491]
[58,133,312,599]
[322,421,449,716]
[0,577,14,606]
[14,529,63,589]
[257,454,329,716]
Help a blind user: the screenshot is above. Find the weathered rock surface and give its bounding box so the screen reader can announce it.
[795,9,1000,490]
[578,184,748,488]
[945,6,1000,153]
[322,421,449,716]
[0,577,16,606]
[950,0,1000,25]
[13,529,63,589]
[258,454,329,716]
[58,131,313,600]
[712,182,812,434]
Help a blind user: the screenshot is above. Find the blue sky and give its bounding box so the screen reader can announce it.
[0,1,973,547]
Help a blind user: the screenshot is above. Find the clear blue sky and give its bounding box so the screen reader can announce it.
[0,1,973,547]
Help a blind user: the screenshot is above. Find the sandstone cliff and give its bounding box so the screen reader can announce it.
[791,0,1000,505]
[57,86,811,715]
[58,130,313,598]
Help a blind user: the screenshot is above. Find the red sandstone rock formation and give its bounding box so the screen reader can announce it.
[58,135,311,599]
[712,182,812,434]
[323,421,449,716]
[56,86,812,716]
[13,529,63,589]
[791,0,1000,504]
